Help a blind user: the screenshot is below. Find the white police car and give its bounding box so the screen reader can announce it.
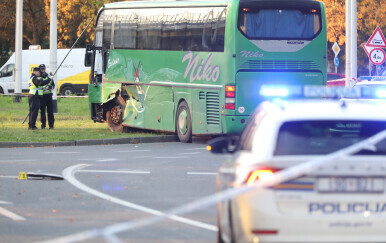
[209,86,386,243]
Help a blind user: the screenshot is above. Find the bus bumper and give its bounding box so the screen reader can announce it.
[222,115,250,134]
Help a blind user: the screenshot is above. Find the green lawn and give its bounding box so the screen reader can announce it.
[0,96,160,142]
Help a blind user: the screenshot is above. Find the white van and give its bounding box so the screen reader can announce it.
[0,48,90,95]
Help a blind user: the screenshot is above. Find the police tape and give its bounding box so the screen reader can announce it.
[0,93,88,98]
[38,129,386,243]
[57,96,88,98]
[0,93,28,97]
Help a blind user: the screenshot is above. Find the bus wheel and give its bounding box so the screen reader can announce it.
[176,101,192,143]
[107,96,126,133]
[62,86,75,96]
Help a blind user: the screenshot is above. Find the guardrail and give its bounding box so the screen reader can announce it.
[39,129,386,243]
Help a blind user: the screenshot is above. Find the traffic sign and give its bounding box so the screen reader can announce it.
[366,27,386,48]
[369,48,386,65]
[334,57,339,67]
[332,42,340,57]
[362,43,375,57]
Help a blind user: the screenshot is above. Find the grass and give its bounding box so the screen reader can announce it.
[0,96,161,143]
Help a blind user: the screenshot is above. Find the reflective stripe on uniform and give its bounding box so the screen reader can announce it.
[42,76,52,94]
[29,77,43,96]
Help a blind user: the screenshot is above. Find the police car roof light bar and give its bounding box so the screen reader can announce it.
[259,85,386,99]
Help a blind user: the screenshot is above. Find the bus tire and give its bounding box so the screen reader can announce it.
[176,101,192,143]
[106,96,126,133]
[62,86,76,96]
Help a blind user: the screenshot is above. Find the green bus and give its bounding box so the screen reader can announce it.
[85,0,327,142]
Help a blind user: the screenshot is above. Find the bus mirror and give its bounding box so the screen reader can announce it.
[207,136,239,154]
[86,44,94,52]
[84,52,92,67]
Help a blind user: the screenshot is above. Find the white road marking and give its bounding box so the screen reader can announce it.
[0,200,11,205]
[184,148,207,151]
[78,170,150,174]
[0,176,18,179]
[115,150,152,153]
[97,158,118,162]
[63,164,217,232]
[132,156,153,159]
[41,130,386,243]
[0,206,26,221]
[187,172,218,176]
[154,156,188,159]
[0,160,36,162]
[43,152,80,154]
[178,152,201,155]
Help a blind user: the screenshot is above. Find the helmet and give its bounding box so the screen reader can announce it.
[39,64,46,70]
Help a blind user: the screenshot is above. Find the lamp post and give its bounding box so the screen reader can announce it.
[50,0,58,113]
[14,0,23,103]
[345,0,357,87]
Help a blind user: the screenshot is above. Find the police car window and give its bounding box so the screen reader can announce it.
[274,121,386,155]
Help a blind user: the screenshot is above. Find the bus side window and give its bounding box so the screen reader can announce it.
[114,9,137,49]
[102,10,114,74]
[162,8,187,51]
[137,8,163,50]
[211,7,226,52]
[102,50,109,74]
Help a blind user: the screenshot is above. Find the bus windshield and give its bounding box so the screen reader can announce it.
[239,8,321,40]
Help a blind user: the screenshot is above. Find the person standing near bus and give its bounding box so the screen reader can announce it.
[39,64,55,129]
[28,67,50,130]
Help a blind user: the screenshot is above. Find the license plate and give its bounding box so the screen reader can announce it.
[317,177,384,193]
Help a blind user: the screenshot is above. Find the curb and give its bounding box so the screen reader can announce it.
[0,135,179,148]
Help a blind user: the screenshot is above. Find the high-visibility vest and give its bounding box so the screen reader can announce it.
[29,76,43,96]
[41,76,52,94]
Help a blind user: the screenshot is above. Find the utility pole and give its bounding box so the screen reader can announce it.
[345,0,351,87]
[350,0,357,83]
[345,0,357,87]
[14,0,23,102]
[50,0,58,113]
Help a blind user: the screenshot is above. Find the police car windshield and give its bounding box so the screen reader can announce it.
[274,121,386,155]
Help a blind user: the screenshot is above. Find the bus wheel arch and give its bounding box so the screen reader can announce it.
[106,95,126,133]
[176,100,192,143]
[0,87,4,94]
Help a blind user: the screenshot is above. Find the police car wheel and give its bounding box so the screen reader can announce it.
[176,101,192,143]
[62,87,75,96]
[106,96,126,133]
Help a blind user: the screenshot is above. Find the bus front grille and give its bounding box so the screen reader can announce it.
[206,92,220,125]
[240,60,320,70]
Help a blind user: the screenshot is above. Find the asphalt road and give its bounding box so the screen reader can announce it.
[0,142,228,243]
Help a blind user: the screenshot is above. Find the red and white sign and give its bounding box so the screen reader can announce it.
[366,27,386,48]
[362,43,375,57]
[369,48,386,65]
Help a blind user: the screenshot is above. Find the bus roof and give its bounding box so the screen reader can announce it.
[103,0,230,9]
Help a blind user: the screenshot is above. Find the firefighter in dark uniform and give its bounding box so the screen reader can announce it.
[28,67,51,130]
[39,64,55,129]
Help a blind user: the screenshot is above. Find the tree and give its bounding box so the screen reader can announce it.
[321,0,386,75]
[0,0,49,66]
[44,0,126,48]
